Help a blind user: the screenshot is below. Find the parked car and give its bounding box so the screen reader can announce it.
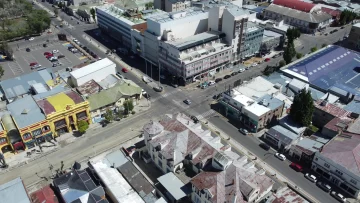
[52,50,59,54]
[116,72,122,78]
[43,44,47,48]
[44,52,52,56]
[153,86,163,92]
[122,68,128,73]
[231,72,238,76]
[239,128,248,135]
[208,81,215,86]
[265,58,271,62]
[183,99,191,105]
[331,191,346,203]
[215,78,223,83]
[29,62,38,66]
[26,48,31,52]
[52,62,62,67]
[259,143,270,151]
[251,63,258,67]
[316,181,331,192]
[29,37,34,41]
[341,26,345,29]
[238,69,245,73]
[305,173,317,183]
[191,115,199,123]
[67,46,74,51]
[275,153,286,161]
[49,56,58,60]
[31,64,42,69]
[224,75,231,79]
[58,55,65,59]
[46,55,53,59]
[290,162,303,172]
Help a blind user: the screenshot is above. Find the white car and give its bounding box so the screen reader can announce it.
[29,37,34,41]
[331,191,346,203]
[31,64,42,69]
[275,153,286,161]
[52,50,59,54]
[252,63,258,67]
[208,81,215,86]
[238,69,245,73]
[305,173,317,183]
[49,56,58,61]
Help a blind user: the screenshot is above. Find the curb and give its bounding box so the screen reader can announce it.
[203,120,319,203]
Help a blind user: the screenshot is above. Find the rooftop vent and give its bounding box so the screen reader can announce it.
[21,109,30,114]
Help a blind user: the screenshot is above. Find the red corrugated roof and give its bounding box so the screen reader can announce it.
[321,7,341,17]
[273,0,316,12]
[30,185,59,203]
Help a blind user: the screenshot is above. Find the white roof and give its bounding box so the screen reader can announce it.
[233,94,255,106]
[157,173,186,200]
[232,76,279,100]
[244,103,270,116]
[70,58,115,79]
[92,162,144,203]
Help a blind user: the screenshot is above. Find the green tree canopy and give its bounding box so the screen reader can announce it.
[77,120,89,134]
[296,52,303,59]
[290,89,314,126]
[104,109,114,122]
[279,60,286,67]
[90,8,96,22]
[123,99,134,114]
[283,43,295,64]
[310,46,318,53]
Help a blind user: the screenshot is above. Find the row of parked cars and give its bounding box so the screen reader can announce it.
[43,50,64,67]
[72,38,100,60]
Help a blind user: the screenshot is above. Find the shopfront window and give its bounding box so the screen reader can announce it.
[54,119,67,129]
[0,137,6,145]
[42,125,51,133]
[23,133,32,140]
[76,111,87,120]
[32,128,42,137]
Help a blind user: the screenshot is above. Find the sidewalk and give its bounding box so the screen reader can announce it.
[204,120,320,203]
[0,98,151,172]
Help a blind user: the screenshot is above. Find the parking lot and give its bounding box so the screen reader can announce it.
[0,40,89,80]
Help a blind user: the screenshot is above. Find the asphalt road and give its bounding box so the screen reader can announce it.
[2,2,350,202]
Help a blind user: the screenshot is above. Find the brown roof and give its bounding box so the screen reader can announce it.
[315,100,351,118]
[323,117,354,133]
[346,118,360,134]
[321,132,360,176]
[30,185,59,203]
[76,80,102,95]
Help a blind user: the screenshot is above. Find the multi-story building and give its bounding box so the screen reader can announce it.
[154,0,191,12]
[312,131,360,199]
[348,23,360,50]
[158,31,232,85]
[220,76,286,132]
[261,29,283,53]
[35,90,91,136]
[313,99,351,128]
[242,22,264,58]
[7,96,53,149]
[144,7,209,65]
[96,5,166,49]
[263,0,332,33]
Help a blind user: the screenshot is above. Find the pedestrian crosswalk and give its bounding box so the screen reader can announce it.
[150,89,182,102]
[196,109,216,120]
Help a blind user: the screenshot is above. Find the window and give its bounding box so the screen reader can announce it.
[42,125,50,132]
[0,137,6,144]
[32,128,42,137]
[324,163,330,168]
[351,179,357,185]
[23,133,32,140]
[335,170,343,176]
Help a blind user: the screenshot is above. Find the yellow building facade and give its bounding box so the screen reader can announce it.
[35,90,91,136]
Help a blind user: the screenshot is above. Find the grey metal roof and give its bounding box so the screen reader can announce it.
[97,74,120,89]
[279,115,306,135]
[309,87,325,101]
[257,94,284,111]
[102,150,129,168]
[265,4,332,23]
[0,69,52,101]
[0,177,30,203]
[7,96,46,128]
[168,31,226,51]
[157,173,186,200]
[344,99,360,115]
[267,125,299,145]
[33,84,69,100]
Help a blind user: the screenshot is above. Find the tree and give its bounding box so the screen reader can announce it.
[283,43,295,64]
[104,109,114,122]
[145,2,153,9]
[123,99,134,114]
[58,2,64,9]
[0,65,4,79]
[296,52,303,59]
[90,8,96,22]
[310,46,318,53]
[77,120,89,134]
[279,60,286,67]
[286,28,301,44]
[54,8,59,17]
[290,89,314,126]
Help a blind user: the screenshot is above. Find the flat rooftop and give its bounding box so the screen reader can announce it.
[148,7,207,23]
[282,45,360,96]
[168,31,226,51]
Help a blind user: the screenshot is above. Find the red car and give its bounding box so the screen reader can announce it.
[46,54,54,59]
[122,68,128,73]
[44,52,51,55]
[290,162,303,172]
[265,58,271,62]
[29,62,38,66]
